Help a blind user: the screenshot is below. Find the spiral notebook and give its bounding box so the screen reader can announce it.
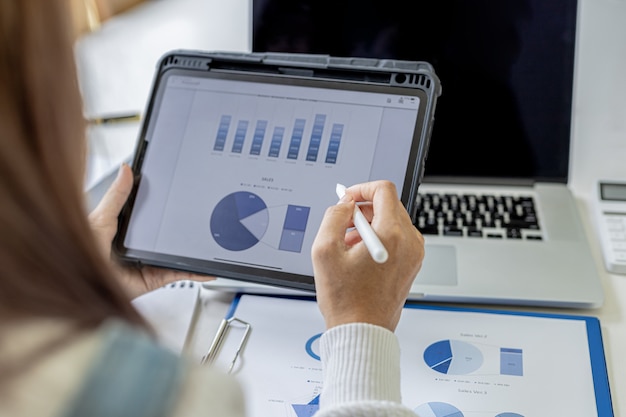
[131,280,201,354]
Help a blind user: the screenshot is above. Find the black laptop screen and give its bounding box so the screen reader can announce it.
[252,0,578,183]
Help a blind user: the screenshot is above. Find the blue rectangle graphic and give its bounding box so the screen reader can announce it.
[306,114,326,162]
[279,205,310,252]
[500,348,523,376]
[325,123,344,164]
[249,120,267,155]
[268,126,285,158]
[214,115,232,151]
[287,119,306,160]
[231,120,249,154]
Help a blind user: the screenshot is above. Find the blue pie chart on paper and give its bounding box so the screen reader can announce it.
[414,402,464,417]
[210,191,269,251]
[305,333,322,361]
[423,340,483,375]
[292,394,320,417]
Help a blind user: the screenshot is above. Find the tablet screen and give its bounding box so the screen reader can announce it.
[116,64,430,290]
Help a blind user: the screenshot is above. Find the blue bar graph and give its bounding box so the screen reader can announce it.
[213,115,232,151]
[268,126,285,158]
[249,120,267,155]
[213,114,344,162]
[231,120,249,154]
[287,119,306,160]
[305,114,326,162]
[279,205,310,253]
[325,123,344,164]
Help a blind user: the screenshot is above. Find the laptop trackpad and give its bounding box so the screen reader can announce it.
[414,244,458,286]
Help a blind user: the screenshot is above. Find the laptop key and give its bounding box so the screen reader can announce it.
[506,228,524,239]
[443,226,463,236]
[419,224,439,235]
[467,227,483,237]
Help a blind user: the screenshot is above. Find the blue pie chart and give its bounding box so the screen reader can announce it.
[423,340,483,374]
[305,333,322,361]
[210,191,269,251]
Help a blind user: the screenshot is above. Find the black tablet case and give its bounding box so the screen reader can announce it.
[114,50,441,291]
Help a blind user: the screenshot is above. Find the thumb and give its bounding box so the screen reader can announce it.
[90,163,133,222]
[313,195,355,252]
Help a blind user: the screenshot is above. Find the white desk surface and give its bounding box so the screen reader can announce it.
[80,0,626,414]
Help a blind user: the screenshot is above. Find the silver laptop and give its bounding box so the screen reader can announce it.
[204,0,604,308]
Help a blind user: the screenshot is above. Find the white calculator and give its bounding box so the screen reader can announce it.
[594,180,626,274]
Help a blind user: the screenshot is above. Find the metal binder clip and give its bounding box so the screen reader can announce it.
[202,317,251,374]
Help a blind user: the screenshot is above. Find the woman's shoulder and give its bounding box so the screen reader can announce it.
[0,319,110,417]
[61,320,246,417]
[1,319,245,417]
[58,320,188,417]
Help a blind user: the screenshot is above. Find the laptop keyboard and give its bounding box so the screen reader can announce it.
[415,192,543,240]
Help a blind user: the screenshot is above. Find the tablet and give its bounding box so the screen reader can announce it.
[113,50,440,292]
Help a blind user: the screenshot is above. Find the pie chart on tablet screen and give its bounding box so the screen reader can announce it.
[210,191,269,251]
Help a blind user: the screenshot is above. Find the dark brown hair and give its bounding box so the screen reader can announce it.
[0,0,146,338]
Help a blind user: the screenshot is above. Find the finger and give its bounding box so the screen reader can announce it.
[145,267,217,285]
[313,196,355,254]
[344,228,363,246]
[345,181,404,225]
[91,163,133,220]
[346,180,398,206]
[169,270,217,282]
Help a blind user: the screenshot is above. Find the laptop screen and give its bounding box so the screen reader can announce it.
[117,63,434,288]
[252,0,578,183]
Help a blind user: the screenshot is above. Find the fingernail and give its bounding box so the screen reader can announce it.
[338,194,353,204]
[116,163,126,179]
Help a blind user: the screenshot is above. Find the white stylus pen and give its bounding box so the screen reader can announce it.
[336,183,389,264]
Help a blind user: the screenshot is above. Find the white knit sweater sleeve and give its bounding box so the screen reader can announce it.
[316,323,420,417]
